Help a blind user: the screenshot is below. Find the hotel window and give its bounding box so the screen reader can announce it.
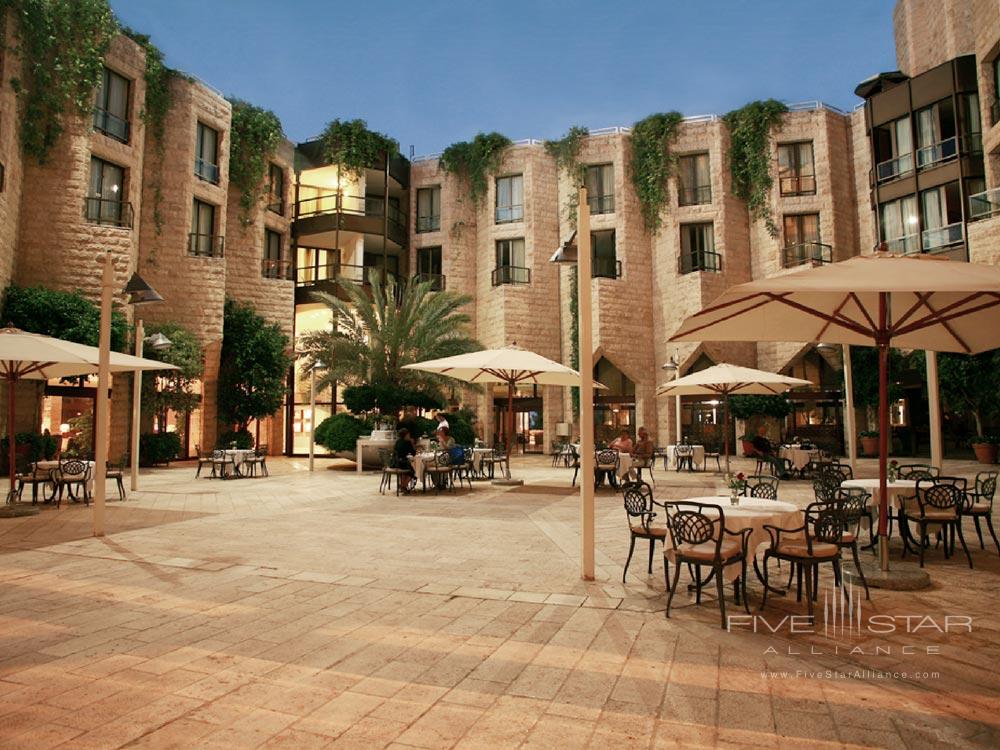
[416,186,441,232]
[267,163,284,214]
[0,162,5,193]
[591,230,619,278]
[190,199,221,256]
[195,122,220,183]
[495,174,523,223]
[263,229,283,278]
[585,164,615,214]
[874,116,913,182]
[677,153,711,205]
[915,99,958,168]
[919,182,963,253]
[777,142,815,196]
[878,195,919,254]
[679,223,718,273]
[493,238,529,285]
[958,93,982,152]
[416,246,444,290]
[993,57,1000,126]
[86,156,129,227]
[782,214,827,266]
[93,67,130,143]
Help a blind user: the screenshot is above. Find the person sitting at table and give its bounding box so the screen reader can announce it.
[436,426,456,449]
[633,427,654,458]
[394,428,418,493]
[609,429,634,454]
[751,426,788,478]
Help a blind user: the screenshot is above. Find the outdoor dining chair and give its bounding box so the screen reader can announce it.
[663,501,752,629]
[194,444,214,478]
[107,454,127,500]
[14,458,54,504]
[743,474,779,500]
[901,477,971,569]
[378,448,411,496]
[621,481,666,582]
[674,444,694,472]
[825,487,871,599]
[53,458,91,507]
[209,449,235,480]
[482,446,509,480]
[963,471,998,555]
[422,450,453,493]
[896,463,939,481]
[244,444,269,477]
[702,443,722,472]
[631,454,655,487]
[595,449,620,488]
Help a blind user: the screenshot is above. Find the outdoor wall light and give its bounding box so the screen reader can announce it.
[123,273,164,305]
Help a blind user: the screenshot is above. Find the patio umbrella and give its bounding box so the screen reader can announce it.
[403,346,604,484]
[669,252,1000,572]
[655,363,812,474]
[0,327,177,504]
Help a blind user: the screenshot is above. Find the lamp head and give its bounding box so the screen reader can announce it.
[123,273,164,305]
[144,332,172,351]
[549,231,578,264]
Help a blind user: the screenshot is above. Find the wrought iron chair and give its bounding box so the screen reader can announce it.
[702,442,722,472]
[15,458,55,504]
[896,463,939,481]
[631,453,655,487]
[743,474,779,500]
[674,444,694,472]
[621,481,666,582]
[106,454,127,500]
[209,449,235,480]
[663,501,752,629]
[828,487,871,599]
[423,450,453,493]
[568,445,582,487]
[378,448,412,496]
[901,477,971,568]
[963,471,999,555]
[53,458,91,507]
[595,449,620,488]
[244,444,269,477]
[482,445,510,479]
[194,444,215,478]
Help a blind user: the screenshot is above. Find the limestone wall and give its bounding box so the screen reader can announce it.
[894,0,975,77]
[0,8,23,293]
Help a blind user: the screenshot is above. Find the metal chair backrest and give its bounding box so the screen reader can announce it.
[804,502,846,550]
[675,444,693,457]
[915,477,963,516]
[812,471,841,503]
[378,448,394,469]
[256,444,268,457]
[664,501,722,557]
[59,458,87,477]
[834,487,870,534]
[898,463,939,481]
[623,483,655,532]
[435,450,452,467]
[596,449,618,467]
[746,474,779,500]
[975,471,998,504]
[211,449,225,459]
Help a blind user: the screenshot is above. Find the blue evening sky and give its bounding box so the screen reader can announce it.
[110,0,896,155]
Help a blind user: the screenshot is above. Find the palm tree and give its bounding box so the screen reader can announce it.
[298,273,481,412]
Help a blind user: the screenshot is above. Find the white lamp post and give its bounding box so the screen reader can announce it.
[661,353,681,448]
[124,274,166,493]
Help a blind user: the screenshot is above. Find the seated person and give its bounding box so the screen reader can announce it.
[393,428,417,491]
[751,426,787,477]
[609,429,634,454]
[436,426,456,449]
[633,427,654,459]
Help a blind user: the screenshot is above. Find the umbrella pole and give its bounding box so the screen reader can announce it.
[877,292,890,572]
[506,381,513,478]
[7,374,15,500]
[724,392,730,476]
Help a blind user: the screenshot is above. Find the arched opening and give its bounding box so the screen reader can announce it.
[594,357,635,445]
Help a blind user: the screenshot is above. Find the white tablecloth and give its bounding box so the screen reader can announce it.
[222,449,257,474]
[35,460,96,492]
[410,452,439,484]
[664,496,802,581]
[667,445,705,469]
[472,448,493,474]
[840,479,917,510]
[779,446,819,471]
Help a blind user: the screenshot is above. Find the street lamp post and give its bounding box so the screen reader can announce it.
[661,354,681,447]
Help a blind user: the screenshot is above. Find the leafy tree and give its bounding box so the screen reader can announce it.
[342,383,442,416]
[314,413,367,452]
[2,284,128,350]
[729,395,793,420]
[299,275,481,417]
[140,322,204,428]
[848,346,910,429]
[218,299,291,431]
[935,351,1000,436]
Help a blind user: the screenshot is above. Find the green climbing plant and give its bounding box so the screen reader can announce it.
[319,118,398,180]
[544,125,588,227]
[1,0,117,162]
[439,132,512,204]
[629,112,684,233]
[723,99,788,237]
[228,99,283,225]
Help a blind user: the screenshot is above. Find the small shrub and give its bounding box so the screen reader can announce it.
[314,413,367,452]
[139,432,182,466]
[398,415,435,441]
[446,410,476,446]
[216,429,254,449]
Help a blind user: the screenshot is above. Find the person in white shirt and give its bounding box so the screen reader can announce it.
[435,411,450,431]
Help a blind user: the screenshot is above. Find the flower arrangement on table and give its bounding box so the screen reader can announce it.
[888,459,899,482]
[726,472,747,504]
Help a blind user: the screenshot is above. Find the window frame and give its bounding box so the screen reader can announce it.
[195,122,220,184]
[677,153,712,206]
[493,237,529,285]
[679,222,719,273]
[590,229,619,278]
[495,174,524,224]
[93,66,130,143]
[267,163,284,214]
[190,198,220,256]
[263,229,283,278]
[777,141,816,196]
[585,164,615,214]
[416,186,441,232]
[86,155,129,227]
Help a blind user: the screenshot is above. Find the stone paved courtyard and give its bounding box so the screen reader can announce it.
[0,455,998,749]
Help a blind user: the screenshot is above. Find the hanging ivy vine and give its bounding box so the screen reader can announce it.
[228,98,283,225]
[1,0,117,163]
[544,125,588,227]
[439,132,512,204]
[119,26,174,236]
[320,118,399,180]
[722,99,788,237]
[629,111,684,233]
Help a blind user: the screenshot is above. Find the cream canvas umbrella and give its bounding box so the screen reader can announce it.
[0,327,177,504]
[670,252,1000,573]
[404,346,604,483]
[655,363,812,474]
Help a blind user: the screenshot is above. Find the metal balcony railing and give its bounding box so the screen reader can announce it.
[592,258,622,279]
[416,214,441,232]
[679,250,721,274]
[266,194,283,215]
[92,107,129,143]
[916,136,958,170]
[921,222,964,253]
[188,233,225,258]
[779,175,816,196]
[495,204,524,224]
[295,263,399,287]
[195,157,220,184]
[876,152,913,182]
[412,272,446,291]
[261,258,292,280]
[961,132,983,154]
[294,190,406,232]
[969,187,1000,220]
[677,185,712,206]
[491,265,531,286]
[882,234,920,255]
[84,197,133,228]
[587,194,615,214]
[782,241,832,268]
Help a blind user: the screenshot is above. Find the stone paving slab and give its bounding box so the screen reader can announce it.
[0,455,997,748]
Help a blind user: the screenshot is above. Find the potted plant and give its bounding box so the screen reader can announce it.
[859,430,880,456]
[970,435,998,465]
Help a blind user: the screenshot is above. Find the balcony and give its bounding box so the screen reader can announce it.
[782,241,832,268]
[495,204,523,224]
[491,265,531,286]
[679,250,721,274]
[969,187,1000,220]
[678,186,712,206]
[882,234,920,255]
[876,152,913,183]
[915,136,957,170]
[84,197,133,229]
[413,272,445,291]
[587,194,615,214]
[921,222,964,253]
[592,258,622,279]
[188,233,225,258]
[195,157,220,184]
[92,108,129,143]
[961,132,983,154]
[294,190,407,247]
[267,195,283,215]
[416,214,441,233]
[779,175,816,196]
[261,258,292,280]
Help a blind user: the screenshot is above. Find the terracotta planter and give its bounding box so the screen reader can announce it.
[972,442,998,464]
[860,437,879,456]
